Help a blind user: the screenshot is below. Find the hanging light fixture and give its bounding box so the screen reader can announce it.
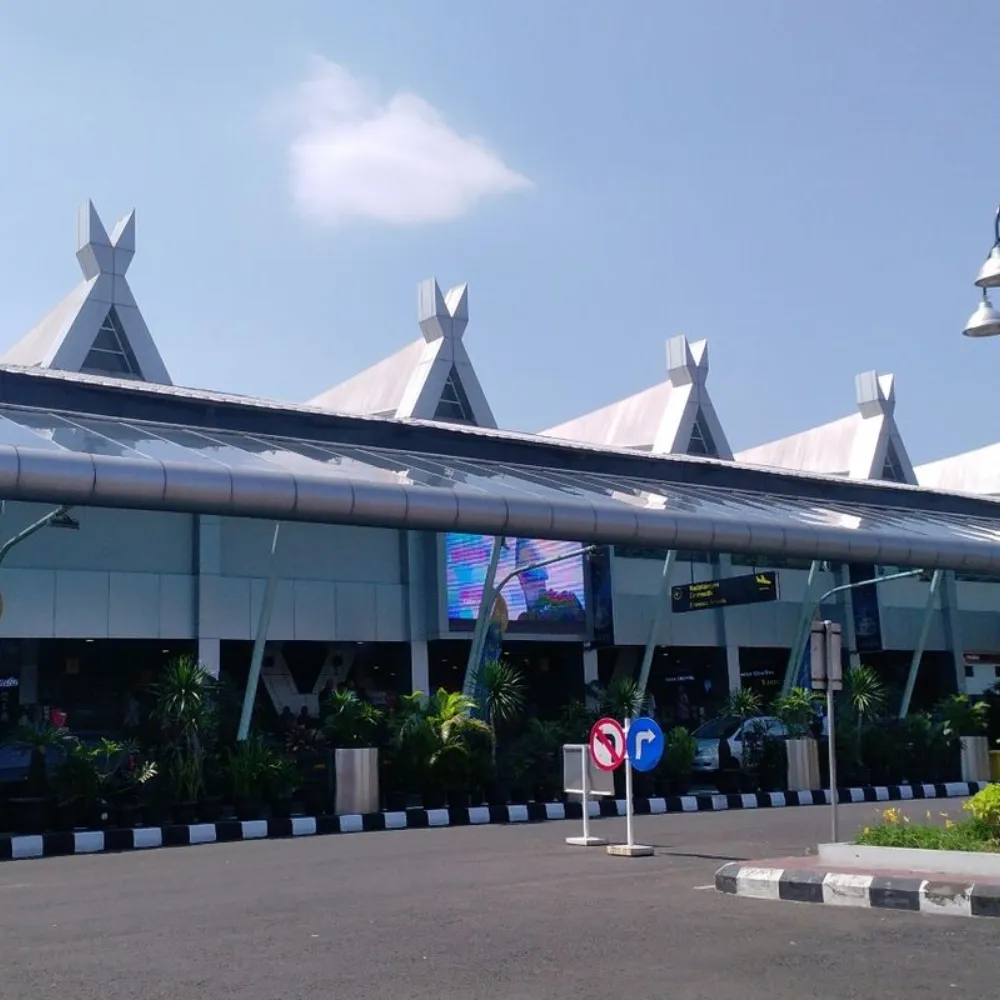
[963,289,1000,338]
[963,204,1000,336]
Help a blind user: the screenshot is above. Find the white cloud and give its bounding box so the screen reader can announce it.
[285,58,531,227]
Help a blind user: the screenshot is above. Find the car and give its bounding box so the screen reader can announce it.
[691,714,788,778]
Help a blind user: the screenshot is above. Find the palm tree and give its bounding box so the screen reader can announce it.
[479,659,526,763]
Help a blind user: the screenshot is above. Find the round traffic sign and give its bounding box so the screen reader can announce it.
[589,717,626,772]
[626,716,665,772]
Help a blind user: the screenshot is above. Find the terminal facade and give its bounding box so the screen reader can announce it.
[0,202,998,734]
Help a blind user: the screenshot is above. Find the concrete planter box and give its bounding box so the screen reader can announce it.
[961,736,990,783]
[785,738,820,792]
[334,747,379,816]
[819,841,1000,880]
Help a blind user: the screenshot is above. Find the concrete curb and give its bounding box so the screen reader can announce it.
[0,780,985,863]
[715,860,1000,919]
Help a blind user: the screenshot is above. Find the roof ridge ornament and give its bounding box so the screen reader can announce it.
[0,201,172,384]
[76,200,135,281]
[418,278,469,343]
[666,334,708,388]
[855,369,895,418]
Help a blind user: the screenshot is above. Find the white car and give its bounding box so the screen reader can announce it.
[691,715,789,776]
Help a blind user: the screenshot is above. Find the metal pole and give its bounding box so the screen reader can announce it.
[782,567,925,694]
[827,684,839,842]
[461,537,504,697]
[0,505,73,566]
[782,560,822,693]
[237,523,281,741]
[624,717,634,849]
[899,569,943,718]
[581,753,591,843]
[636,549,676,697]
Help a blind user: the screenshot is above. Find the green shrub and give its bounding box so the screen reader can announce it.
[964,783,1000,837]
[773,687,818,738]
[938,694,990,737]
[857,805,998,852]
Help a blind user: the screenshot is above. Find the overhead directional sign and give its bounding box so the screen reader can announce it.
[671,571,779,614]
[626,717,664,772]
[589,717,626,772]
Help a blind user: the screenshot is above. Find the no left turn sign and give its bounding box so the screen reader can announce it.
[589,717,626,772]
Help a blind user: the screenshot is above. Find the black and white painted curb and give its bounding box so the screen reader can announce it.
[0,781,986,863]
[715,861,1000,919]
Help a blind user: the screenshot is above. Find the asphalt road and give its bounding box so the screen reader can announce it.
[0,799,991,1000]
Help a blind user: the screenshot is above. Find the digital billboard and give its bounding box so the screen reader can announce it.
[444,534,587,633]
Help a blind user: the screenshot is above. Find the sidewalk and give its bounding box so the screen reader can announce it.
[716,854,1000,919]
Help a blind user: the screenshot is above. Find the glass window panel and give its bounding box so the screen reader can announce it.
[39,413,159,461]
[237,434,420,487]
[92,327,120,352]
[112,421,231,467]
[38,414,221,467]
[138,425,289,472]
[0,411,71,451]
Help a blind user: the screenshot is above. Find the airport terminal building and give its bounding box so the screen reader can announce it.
[1,202,999,733]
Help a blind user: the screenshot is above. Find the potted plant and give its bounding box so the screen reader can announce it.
[166,754,202,825]
[268,755,300,818]
[838,664,887,785]
[4,723,72,834]
[386,693,438,809]
[115,755,158,828]
[323,691,384,815]
[427,690,491,808]
[503,719,563,803]
[150,656,217,823]
[479,659,526,803]
[773,687,820,791]
[663,727,696,795]
[939,694,990,782]
[223,737,276,820]
[53,737,138,830]
[285,724,333,816]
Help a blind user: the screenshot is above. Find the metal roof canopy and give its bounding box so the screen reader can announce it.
[1,364,999,519]
[1,437,1000,574]
[1,367,1000,573]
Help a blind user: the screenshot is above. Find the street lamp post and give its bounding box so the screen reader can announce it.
[0,505,79,567]
[962,203,1000,338]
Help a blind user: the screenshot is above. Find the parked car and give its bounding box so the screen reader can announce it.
[691,715,788,779]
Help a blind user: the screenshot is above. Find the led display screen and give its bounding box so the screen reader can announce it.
[445,534,587,633]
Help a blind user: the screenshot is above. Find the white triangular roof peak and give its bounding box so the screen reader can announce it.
[539,334,733,460]
[1,201,172,385]
[310,278,496,428]
[736,369,916,484]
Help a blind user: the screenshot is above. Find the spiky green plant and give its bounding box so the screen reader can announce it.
[724,687,763,721]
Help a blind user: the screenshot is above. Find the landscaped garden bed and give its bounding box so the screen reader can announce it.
[814,784,1000,880]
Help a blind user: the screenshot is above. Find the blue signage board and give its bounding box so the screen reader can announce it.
[626,717,665,772]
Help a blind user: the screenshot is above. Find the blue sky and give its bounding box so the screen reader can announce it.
[0,2,997,463]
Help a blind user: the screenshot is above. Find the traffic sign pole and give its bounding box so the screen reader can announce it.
[624,718,635,849]
[606,716,654,858]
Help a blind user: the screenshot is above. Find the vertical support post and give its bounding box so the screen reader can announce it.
[811,619,842,843]
[782,560,823,693]
[636,550,676,697]
[827,684,839,843]
[899,570,943,718]
[581,754,591,844]
[462,536,504,697]
[238,523,281,742]
[623,717,634,850]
